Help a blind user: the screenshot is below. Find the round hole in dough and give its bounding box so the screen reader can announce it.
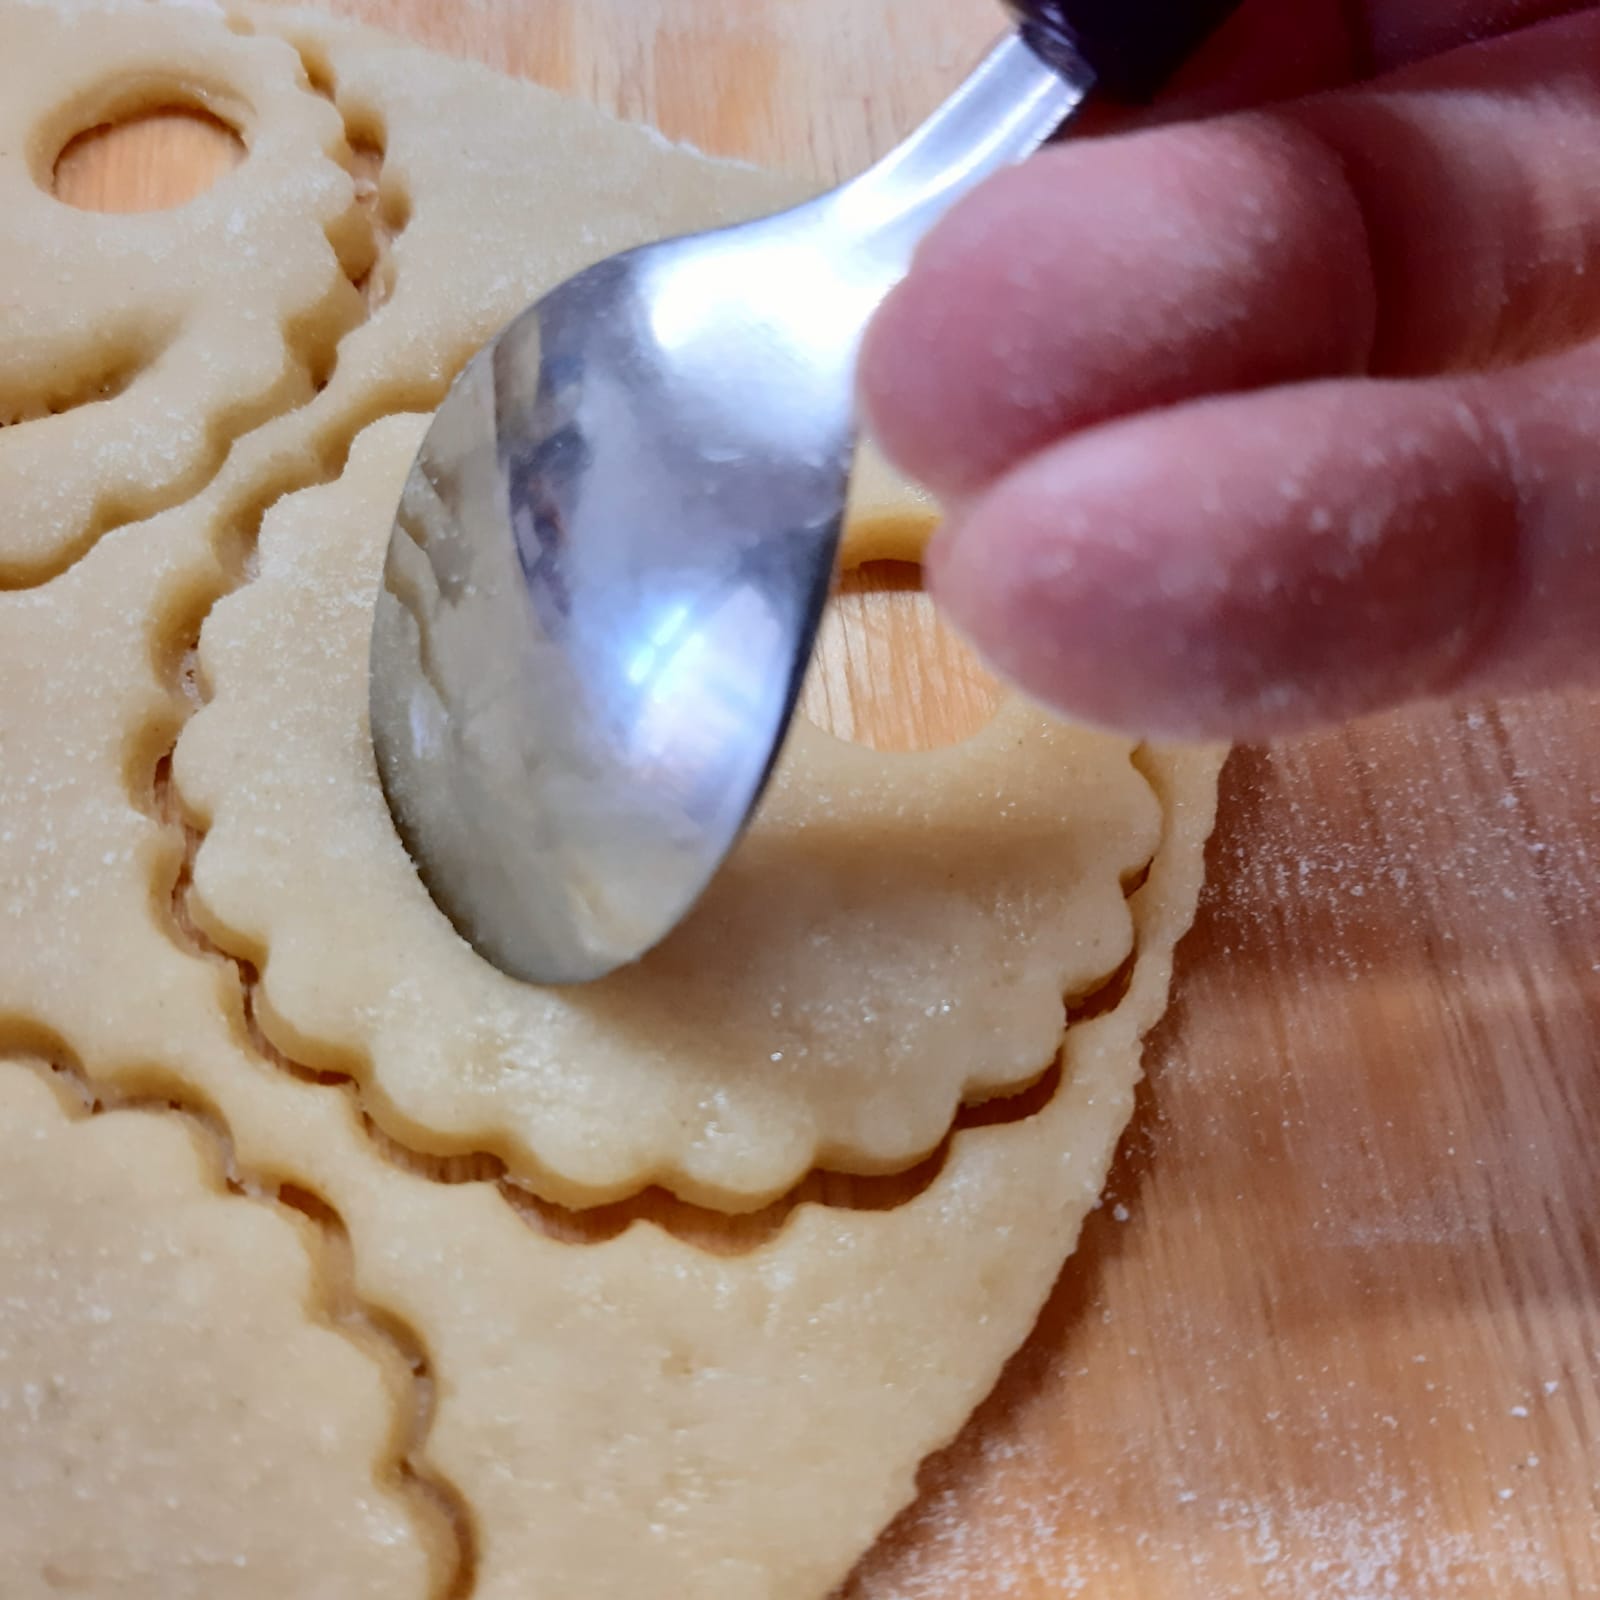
[53,104,246,213]
[799,560,1006,753]
[0,2,369,584]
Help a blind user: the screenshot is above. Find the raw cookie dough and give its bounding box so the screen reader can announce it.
[0,1,370,586]
[0,430,1218,1598]
[179,416,1159,1208]
[0,4,1225,1596]
[0,1061,437,1598]
[147,0,1164,1208]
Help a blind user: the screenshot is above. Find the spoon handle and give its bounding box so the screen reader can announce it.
[829,0,1243,279]
[1007,0,1244,101]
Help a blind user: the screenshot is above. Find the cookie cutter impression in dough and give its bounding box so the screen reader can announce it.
[369,0,1241,985]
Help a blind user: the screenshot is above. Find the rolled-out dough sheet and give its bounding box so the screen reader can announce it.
[0,0,370,586]
[0,1061,440,1597]
[0,2,1224,1594]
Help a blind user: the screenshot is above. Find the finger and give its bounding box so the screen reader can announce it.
[1097,0,1600,125]
[1358,0,1597,72]
[926,343,1600,742]
[1078,0,1359,125]
[861,9,1600,501]
[860,114,1374,500]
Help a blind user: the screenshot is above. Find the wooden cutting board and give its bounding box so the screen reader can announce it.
[59,2,1600,1594]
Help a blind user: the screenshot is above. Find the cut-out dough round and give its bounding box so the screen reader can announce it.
[178,417,1162,1208]
[0,1063,436,1598]
[0,0,370,584]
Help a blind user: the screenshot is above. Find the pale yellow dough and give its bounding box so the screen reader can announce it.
[0,3,1224,1596]
[0,1062,436,1597]
[0,0,369,586]
[179,415,1158,1206]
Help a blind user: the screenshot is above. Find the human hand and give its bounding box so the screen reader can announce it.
[861,1,1600,740]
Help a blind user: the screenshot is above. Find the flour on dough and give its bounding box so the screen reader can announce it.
[0,1,370,585]
[0,1061,439,1598]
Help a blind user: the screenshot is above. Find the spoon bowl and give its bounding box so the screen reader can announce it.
[371,0,1240,984]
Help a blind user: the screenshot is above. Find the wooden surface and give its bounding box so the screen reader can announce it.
[56,3,1600,1595]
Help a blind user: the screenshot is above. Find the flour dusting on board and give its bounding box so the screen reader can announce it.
[847,693,1600,1600]
[852,1390,1579,1598]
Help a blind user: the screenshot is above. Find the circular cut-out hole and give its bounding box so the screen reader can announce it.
[53,107,244,213]
[800,561,1004,751]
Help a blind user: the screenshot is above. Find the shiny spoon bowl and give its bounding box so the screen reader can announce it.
[370,0,1237,985]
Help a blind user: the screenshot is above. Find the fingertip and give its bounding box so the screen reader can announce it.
[928,383,1516,742]
[856,165,1042,500]
[860,118,1373,505]
[927,430,1224,740]
[856,270,939,493]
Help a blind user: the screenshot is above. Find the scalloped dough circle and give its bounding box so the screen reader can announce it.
[178,414,1163,1209]
[0,0,371,584]
[0,1063,437,1597]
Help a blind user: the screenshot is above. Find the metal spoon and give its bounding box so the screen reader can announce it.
[370,0,1241,985]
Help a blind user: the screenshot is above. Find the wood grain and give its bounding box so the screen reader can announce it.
[53,4,1600,1595]
[53,109,243,213]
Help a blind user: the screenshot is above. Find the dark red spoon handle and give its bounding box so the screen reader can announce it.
[1008,0,1244,101]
